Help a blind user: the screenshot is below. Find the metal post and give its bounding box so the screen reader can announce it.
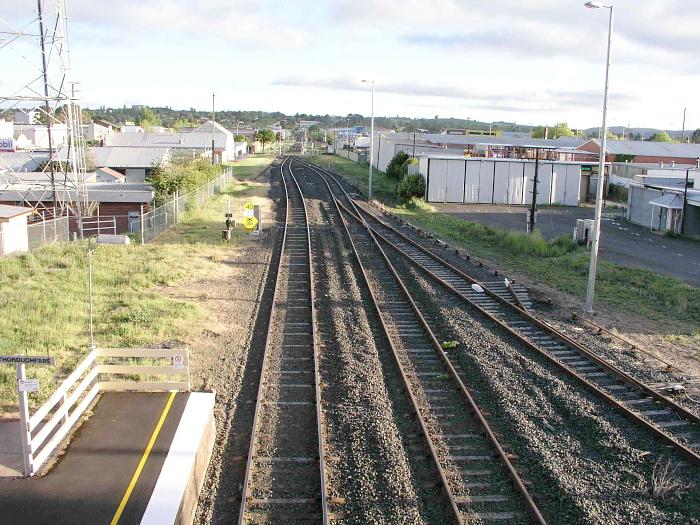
[412,131,416,158]
[17,364,33,476]
[362,80,375,201]
[140,205,145,245]
[681,107,686,143]
[88,238,94,350]
[529,148,540,234]
[681,169,690,234]
[211,92,216,165]
[584,3,614,315]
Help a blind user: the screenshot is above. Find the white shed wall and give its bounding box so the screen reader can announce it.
[0,215,29,256]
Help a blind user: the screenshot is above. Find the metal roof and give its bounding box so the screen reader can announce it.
[91,147,170,169]
[0,204,34,220]
[0,182,154,203]
[585,139,700,158]
[649,193,683,209]
[418,154,597,165]
[381,132,586,149]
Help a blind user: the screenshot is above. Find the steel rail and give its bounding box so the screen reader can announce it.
[287,160,330,524]
[237,157,327,524]
[294,158,547,525]
[297,158,700,466]
[237,157,290,524]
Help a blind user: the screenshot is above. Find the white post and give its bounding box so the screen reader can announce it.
[140,205,145,246]
[584,2,614,315]
[88,239,94,350]
[17,364,33,476]
[368,81,375,201]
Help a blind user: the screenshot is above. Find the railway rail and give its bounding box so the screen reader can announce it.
[297,158,700,467]
[237,158,328,524]
[291,158,547,524]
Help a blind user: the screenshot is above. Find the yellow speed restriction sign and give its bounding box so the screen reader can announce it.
[244,202,255,218]
[243,216,259,230]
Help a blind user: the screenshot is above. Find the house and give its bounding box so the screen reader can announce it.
[0,204,34,256]
[577,139,700,166]
[105,121,246,163]
[83,122,112,142]
[120,123,145,133]
[90,146,170,181]
[0,182,154,235]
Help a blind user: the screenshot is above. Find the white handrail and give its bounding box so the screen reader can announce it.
[20,346,190,476]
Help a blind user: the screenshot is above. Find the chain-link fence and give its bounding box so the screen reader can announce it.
[141,167,234,243]
[26,216,71,251]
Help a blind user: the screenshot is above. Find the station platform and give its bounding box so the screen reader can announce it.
[0,391,215,525]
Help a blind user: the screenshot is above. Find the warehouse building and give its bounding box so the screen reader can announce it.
[418,155,596,206]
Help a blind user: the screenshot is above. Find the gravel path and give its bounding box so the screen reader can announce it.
[195,161,283,524]
[387,251,700,524]
[295,164,449,524]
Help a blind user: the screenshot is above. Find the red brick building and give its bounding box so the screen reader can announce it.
[576,139,700,166]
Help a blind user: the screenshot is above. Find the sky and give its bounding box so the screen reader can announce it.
[2,0,699,130]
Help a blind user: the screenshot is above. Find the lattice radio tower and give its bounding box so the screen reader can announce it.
[0,0,86,236]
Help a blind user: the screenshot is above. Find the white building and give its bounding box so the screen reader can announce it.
[120,123,145,133]
[0,119,14,140]
[0,204,33,256]
[83,122,113,142]
[106,121,246,164]
[419,155,591,206]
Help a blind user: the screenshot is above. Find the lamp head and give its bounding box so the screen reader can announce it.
[584,1,611,8]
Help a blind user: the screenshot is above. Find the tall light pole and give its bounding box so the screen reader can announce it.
[362,79,375,201]
[584,1,614,315]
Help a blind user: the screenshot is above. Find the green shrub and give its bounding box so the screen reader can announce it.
[396,174,426,203]
[386,151,410,179]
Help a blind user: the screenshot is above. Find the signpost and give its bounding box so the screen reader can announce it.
[243,216,259,230]
[0,355,56,476]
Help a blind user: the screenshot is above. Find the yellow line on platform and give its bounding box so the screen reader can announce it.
[110,391,177,525]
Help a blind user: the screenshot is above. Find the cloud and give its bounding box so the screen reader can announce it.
[271,76,639,116]
[3,0,308,49]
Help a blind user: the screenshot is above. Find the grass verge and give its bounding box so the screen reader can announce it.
[0,155,274,412]
[307,155,700,334]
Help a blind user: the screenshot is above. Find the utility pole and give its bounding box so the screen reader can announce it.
[584,1,614,315]
[681,107,687,143]
[529,148,540,234]
[681,169,690,235]
[211,92,216,165]
[362,79,375,200]
[412,131,416,158]
[38,0,57,218]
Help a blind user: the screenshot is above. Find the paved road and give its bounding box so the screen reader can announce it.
[434,203,700,288]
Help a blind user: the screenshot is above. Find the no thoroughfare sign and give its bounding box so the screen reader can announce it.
[0,355,55,366]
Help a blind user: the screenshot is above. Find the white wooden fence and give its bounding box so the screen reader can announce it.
[19,347,189,476]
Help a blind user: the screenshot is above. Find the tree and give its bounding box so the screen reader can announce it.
[386,151,410,179]
[614,154,635,163]
[234,134,249,143]
[649,131,673,143]
[135,106,161,131]
[255,129,277,151]
[550,122,574,138]
[396,174,426,203]
[692,129,700,144]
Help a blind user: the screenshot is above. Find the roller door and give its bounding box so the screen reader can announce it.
[478,161,495,203]
[446,160,466,203]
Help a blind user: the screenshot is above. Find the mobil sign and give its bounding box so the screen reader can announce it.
[0,138,15,152]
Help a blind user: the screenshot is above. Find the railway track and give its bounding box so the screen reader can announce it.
[297,158,700,467]
[238,158,328,524]
[291,158,547,524]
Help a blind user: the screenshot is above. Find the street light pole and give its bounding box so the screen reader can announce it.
[584,1,614,315]
[362,79,375,201]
